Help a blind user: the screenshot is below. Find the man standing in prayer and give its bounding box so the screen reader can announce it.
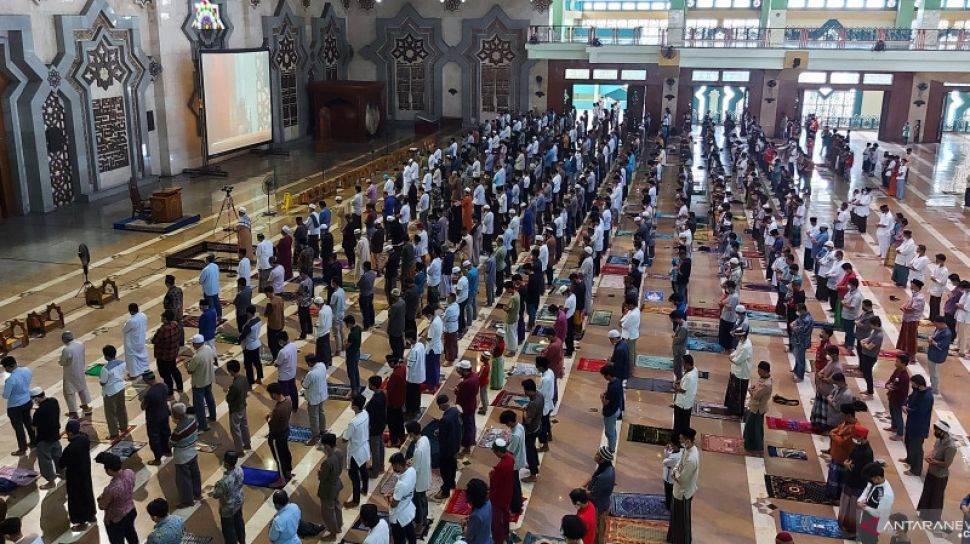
[98,345,129,439]
[488,439,516,544]
[743,361,772,453]
[667,428,700,544]
[199,254,223,319]
[95,452,138,542]
[224,360,251,451]
[302,354,329,446]
[170,402,202,508]
[404,420,432,535]
[30,387,61,490]
[599,364,623,452]
[455,360,479,457]
[58,419,96,531]
[343,394,371,508]
[2,356,35,456]
[274,332,300,412]
[317,433,344,541]
[503,281,520,355]
[186,334,217,433]
[585,446,615,544]
[434,394,462,501]
[122,303,150,378]
[142,371,171,465]
[256,233,274,291]
[619,302,640,370]
[59,331,92,418]
[266,383,293,487]
[901,374,934,476]
[837,424,873,539]
[916,420,958,522]
[211,451,246,544]
[673,355,697,433]
[896,279,925,359]
[857,462,894,544]
[725,328,753,416]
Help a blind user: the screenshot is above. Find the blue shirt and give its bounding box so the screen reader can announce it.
[199,308,218,340]
[467,268,479,295]
[2,366,32,407]
[492,168,506,189]
[522,209,535,236]
[384,195,397,218]
[927,327,954,364]
[199,262,220,297]
[319,208,332,228]
[269,503,302,544]
[466,501,494,544]
[603,379,623,417]
[905,388,934,440]
[146,515,185,544]
[444,302,460,333]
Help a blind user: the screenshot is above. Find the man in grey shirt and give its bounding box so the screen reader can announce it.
[522,379,544,482]
[387,289,406,360]
[718,281,739,351]
[841,278,863,355]
[670,311,689,380]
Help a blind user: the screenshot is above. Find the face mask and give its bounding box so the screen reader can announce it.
[852,438,864,445]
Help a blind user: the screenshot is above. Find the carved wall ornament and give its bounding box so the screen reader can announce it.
[47,68,62,89]
[81,38,130,91]
[531,0,553,13]
[391,34,429,64]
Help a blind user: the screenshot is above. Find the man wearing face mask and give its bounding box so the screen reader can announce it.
[717,281,739,351]
[899,374,934,477]
[916,420,957,522]
[837,424,873,539]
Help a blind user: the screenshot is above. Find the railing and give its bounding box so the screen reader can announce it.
[527,25,970,50]
[802,115,881,130]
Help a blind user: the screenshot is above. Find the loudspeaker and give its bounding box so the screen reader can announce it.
[784,51,808,71]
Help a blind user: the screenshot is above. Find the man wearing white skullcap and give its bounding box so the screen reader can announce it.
[489,436,516,544]
[581,247,595,311]
[454,360,478,457]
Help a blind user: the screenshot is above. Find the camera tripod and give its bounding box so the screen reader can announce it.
[216,189,237,233]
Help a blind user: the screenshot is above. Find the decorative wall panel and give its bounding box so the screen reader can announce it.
[42,91,74,207]
[309,3,351,82]
[92,96,129,172]
[263,0,308,142]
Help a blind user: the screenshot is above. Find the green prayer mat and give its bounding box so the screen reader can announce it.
[520,342,547,356]
[428,521,464,544]
[635,355,674,370]
[214,333,239,344]
[589,310,613,326]
[84,364,104,377]
[627,424,675,446]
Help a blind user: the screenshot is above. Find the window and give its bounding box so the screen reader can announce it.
[690,0,757,7]
[693,70,720,81]
[863,73,893,85]
[575,0,670,8]
[798,71,828,84]
[722,70,750,82]
[593,69,619,80]
[943,0,970,8]
[396,65,424,111]
[830,72,860,84]
[622,69,648,80]
[565,69,590,79]
[789,0,892,7]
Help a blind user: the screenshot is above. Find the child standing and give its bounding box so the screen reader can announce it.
[661,438,682,511]
[477,352,491,415]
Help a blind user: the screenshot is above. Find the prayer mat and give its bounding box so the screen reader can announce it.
[626,377,675,393]
[469,332,497,352]
[686,307,720,319]
[643,290,665,303]
[884,314,932,326]
[779,512,844,539]
[602,264,629,275]
[841,366,863,378]
[491,390,530,409]
[214,333,239,344]
[851,253,883,261]
[124,388,139,401]
[0,466,39,488]
[537,305,557,322]
[106,440,146,462]
[693,231,710,242]
[740,302,776,313]
[751,326,785,337]
[609,493,670,520]
[180,535,213,544]
[655,233,674,240]
[878,349,904,360]
[744,283,774,292]
[765,416,824,435]
[599,274,626,289]
[342,282,360,293]
[741,251,762,258]
[577,358,608,372]
[811,343,852,356]
[748,311,784,322]
[605,517,668,544]
[626,424,675,446]
[520,342,547,356]
[380,469,443,496]
[643,305,673,316]
[532,325,556,337]
[241,466,284,488]
[615,230,634,237]
[360,353,372,361]
[687,320,718,333]
[700,434,746,456]
[477,427,511,448]
[766,475,837,505]
[445,489,523,521]
[351,510,389,531]
[861,280,898,288]
[687,338,725,353]
[607,255,631,265]
[288,425,312,443]
[427,521,464,544]
[767,446,808,461]
[183,316,200,328]
[522,533,567,544]
[693,401,741,421]
[646,273,670,280]
[589,310,613,326]
[553,278,571,287]
[80,421,112,442]
[688,327,717,339]
[635,355,674,370]
[85,364,104,377]
[328,384,354,400]
[509,363,540,376]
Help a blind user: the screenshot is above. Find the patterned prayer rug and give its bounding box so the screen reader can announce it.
[328,384,354,400]
[491,390,530,409]
[686,307,720,319]
[692,401,741,421]
[626,424,675,446]
[750,326,786,337]
[642,305,674,316]
[740,302,777,313]
[288,425,312,443]
[468,332,497,352]
[537,305,557,322]
[699,434,746,456]
[687,338,725,353]
[609,493,670,520]
[646,272,670,280]
[589,310,613,326]
[599,274,626,289]
[214,333,239,344]
[106,440,146,462]
[523,533,567,544]
[577,358,608,372]
[602,264,629,275]
[635,355,674,371]
[183,316,200,328]
[427,521,463,544]
[779,511,844,539]
[605,517,668,544]
[509,363,539,376]
[477,427,511,448]
[643,290,665,303]
[765,475,837,505]
[0,466,39,488]
[351,510,389,531]
[445,490,523,521]
[380,469,444,496]
[861,280,898,288]
[625,377,674,393]
[767,446,808,460]
[532,325,556,337]
[180,535,214,544]
[748,311,783,322]
[520,342,547,356]
[607,255,631,265]
[765,416,824,435]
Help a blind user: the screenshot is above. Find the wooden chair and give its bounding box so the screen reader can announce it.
[128,178,151,220]
[0,319,29,354]
[26,303,65,337]
[85,278,119,308]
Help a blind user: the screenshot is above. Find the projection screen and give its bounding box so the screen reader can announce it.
[200,49,273,158]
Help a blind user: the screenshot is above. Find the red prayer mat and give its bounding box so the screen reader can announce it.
[445,489,523,522]
[740,302,777,313]
[765,416,825,435]
[811,343,852,356]
[469,332,497,352]
[699,434,747,456]
[577,358,608,372]
[602,264,629,275]
[686,307,720,319]
[862,281,898,288]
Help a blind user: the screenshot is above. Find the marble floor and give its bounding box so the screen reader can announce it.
[1,128,970,543]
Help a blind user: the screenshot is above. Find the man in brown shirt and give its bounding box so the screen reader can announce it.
[265,382,292,487]
[743,361,773,453]
[163,275,184,344]
[264,286,286,359]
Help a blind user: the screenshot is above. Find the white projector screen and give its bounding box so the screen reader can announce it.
[200,49,273,158]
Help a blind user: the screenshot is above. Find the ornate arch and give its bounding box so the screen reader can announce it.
[309,3,351,82]
[360,4,447,120]
[263,0,309,143]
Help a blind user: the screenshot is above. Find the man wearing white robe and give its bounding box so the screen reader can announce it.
[122,303,151,378]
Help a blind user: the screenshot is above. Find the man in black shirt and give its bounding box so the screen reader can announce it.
[434,394,462,500]
[365,375,388,478]
[677,246,692,303]
[525,261,545,329]
[31,388,61,489]
[141,371,171,465]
